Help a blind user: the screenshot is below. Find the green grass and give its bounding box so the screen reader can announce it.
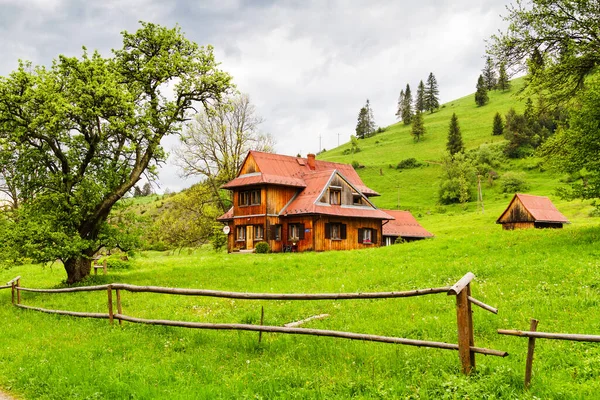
[1,214,600,398]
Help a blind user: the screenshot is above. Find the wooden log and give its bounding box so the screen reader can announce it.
[15,304,110,319]
[0,284,12,290]
[113,313,507,356]
[110,284,451,300]
[456,283,475,374]
[468,296,498,314]
[447,272,475,296]
[107,285,114,325]
[116,289,123,326]
[284,314,330,328]
[525,319,539,389]
[497,329,600,342]
[6,276,21,285]
[19,284,110,293]
[11,282,15,305]
[103,259,107,275]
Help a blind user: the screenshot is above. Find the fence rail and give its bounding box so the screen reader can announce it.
[5,273,507,374]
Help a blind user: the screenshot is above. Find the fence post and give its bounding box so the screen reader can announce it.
[116,288,122,326]
[103,259,107,275]
[258,306,264,343]
[16,277,21,305]
[107,285,114,325]
[11,281,15,305]
[524,319,539,389]
[456,283,475,374]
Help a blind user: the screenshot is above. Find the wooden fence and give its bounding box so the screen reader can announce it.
[499,319,600,388]
[5,272,507,374]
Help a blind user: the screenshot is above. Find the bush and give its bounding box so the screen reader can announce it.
[396,158,424,170]
[351,160,360,169]
[499,172,530,193]
[104,257,130,270]
[254,242,270,254]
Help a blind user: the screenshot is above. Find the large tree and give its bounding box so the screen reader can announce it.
[401,84,413,125]
[424,72,440,113]
[475,75,489,106]
[0,22,232,283]
[488,0,600,105]
[415,80,426,112]
[175,93,274,212]
[446,113,464,156]
[482,57,497,90]
[356,99,376,139]
[411,110,425,142]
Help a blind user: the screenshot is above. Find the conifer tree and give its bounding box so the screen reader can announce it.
[415,80,425,112]
[411,110,425,142]
[366,99,376,133]
[482,57,497,90]
[356,99,376,139]
[496,63,510,91]
[492,112,504,136]
[424,72,440,113]
[395,89,405,120]
[475,75,489,106]
[401,84,413,125]
[446,113,464,156]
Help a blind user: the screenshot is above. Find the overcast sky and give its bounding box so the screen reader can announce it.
[0,0,512,192]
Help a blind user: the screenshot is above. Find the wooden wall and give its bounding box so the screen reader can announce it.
[498,199,534,224]
[313,217,381,252]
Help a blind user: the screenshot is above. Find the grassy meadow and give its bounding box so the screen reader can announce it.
[1,78,599,399]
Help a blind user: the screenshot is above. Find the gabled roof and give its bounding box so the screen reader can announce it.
[381,210,434,238]
[222,151,379,196]
[496,193,570,224]
[280,170,392,220]
[216,207,234,222]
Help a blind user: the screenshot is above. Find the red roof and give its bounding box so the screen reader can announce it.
[381,210,434,238]
[216,207,234,222]
[497,193,570,224]
[222,151,379,196]
[280,170,392,220]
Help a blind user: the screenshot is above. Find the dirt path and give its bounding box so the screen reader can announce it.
[0,391,16,399]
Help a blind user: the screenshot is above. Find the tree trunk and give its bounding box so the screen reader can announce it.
[64,256,93,284]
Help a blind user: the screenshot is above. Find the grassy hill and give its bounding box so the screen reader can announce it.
[318,78,595,222]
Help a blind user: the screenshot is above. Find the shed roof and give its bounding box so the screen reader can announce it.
[216,207,234,222]
[496,193,570,224]
[381,210,434,238]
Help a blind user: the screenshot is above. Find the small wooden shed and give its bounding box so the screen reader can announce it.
[381,210,434,245]
[496,193,570,230]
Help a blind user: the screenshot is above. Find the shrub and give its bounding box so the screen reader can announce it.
[499,172,530,193]
[351,160,360,169]
[104,257,130,270]
[396,158,424,170]
[254,242,270,254]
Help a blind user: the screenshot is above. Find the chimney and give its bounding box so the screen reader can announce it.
[307,153,316,170]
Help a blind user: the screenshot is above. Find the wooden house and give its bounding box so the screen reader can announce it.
[381,210,434,245]
[496,193,570,230]
[217,151,393,253]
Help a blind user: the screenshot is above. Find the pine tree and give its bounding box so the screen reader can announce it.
[496,63,510,91]
[524,98,535,123]
[424,72,440,113]
[475,75,489,106]
[446,113,464,156]
[401,84,413,125]
[356,99,376,139]
[415,80,425,112]
[482,57,496,90]
[365,99,376,134]
[411,110,425,142]
[395,89,405,120]
[492,112,504,136]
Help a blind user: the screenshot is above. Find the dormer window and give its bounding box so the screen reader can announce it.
[329,186,341,205]
[239,189,261,206]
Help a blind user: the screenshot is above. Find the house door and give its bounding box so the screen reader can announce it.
[246,225,254,250]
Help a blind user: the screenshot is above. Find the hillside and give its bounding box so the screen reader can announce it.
[318,78,595,223]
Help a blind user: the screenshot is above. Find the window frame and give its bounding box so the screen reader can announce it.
[288,223,305,241]
[254,224,264,241]
[329,188,341,205]
[235,225,246,242]
[358,228,377,244]
[325,223,347,241]
[238,189,261,207]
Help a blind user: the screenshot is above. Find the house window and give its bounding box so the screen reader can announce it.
[358,228,377,244]
[329,188,341,205]
[254,225,264,240]
[239,189,261,206]
[271,224,282,241]
[288,223,305,241]
[353,194,363,205]
[325,223,346,240]
[236,225,246,242]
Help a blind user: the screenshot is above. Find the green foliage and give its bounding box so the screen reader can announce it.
[396,158,424,170]
[438,153,477,204]
[103,256,130,270]
[446,113,464,156]
[211,225,227,252]
[411,110,426,142]
[400,84,413,125]
[355,99,376,139]
[499,171,530,193]
[482,57,496,90]
[489,0,600,105]
[492,112,504,136]
[475,75,489,106]
[424,72,440,113]
[496,63,510,91]
[254,241,270,254]
[351,160,360,169]
[0,22,232,283]
[415,80,425,112]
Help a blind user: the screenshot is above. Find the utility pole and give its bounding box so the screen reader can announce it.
[319,134,322,153]
[337,133,340,147]
[397,185,401,210]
